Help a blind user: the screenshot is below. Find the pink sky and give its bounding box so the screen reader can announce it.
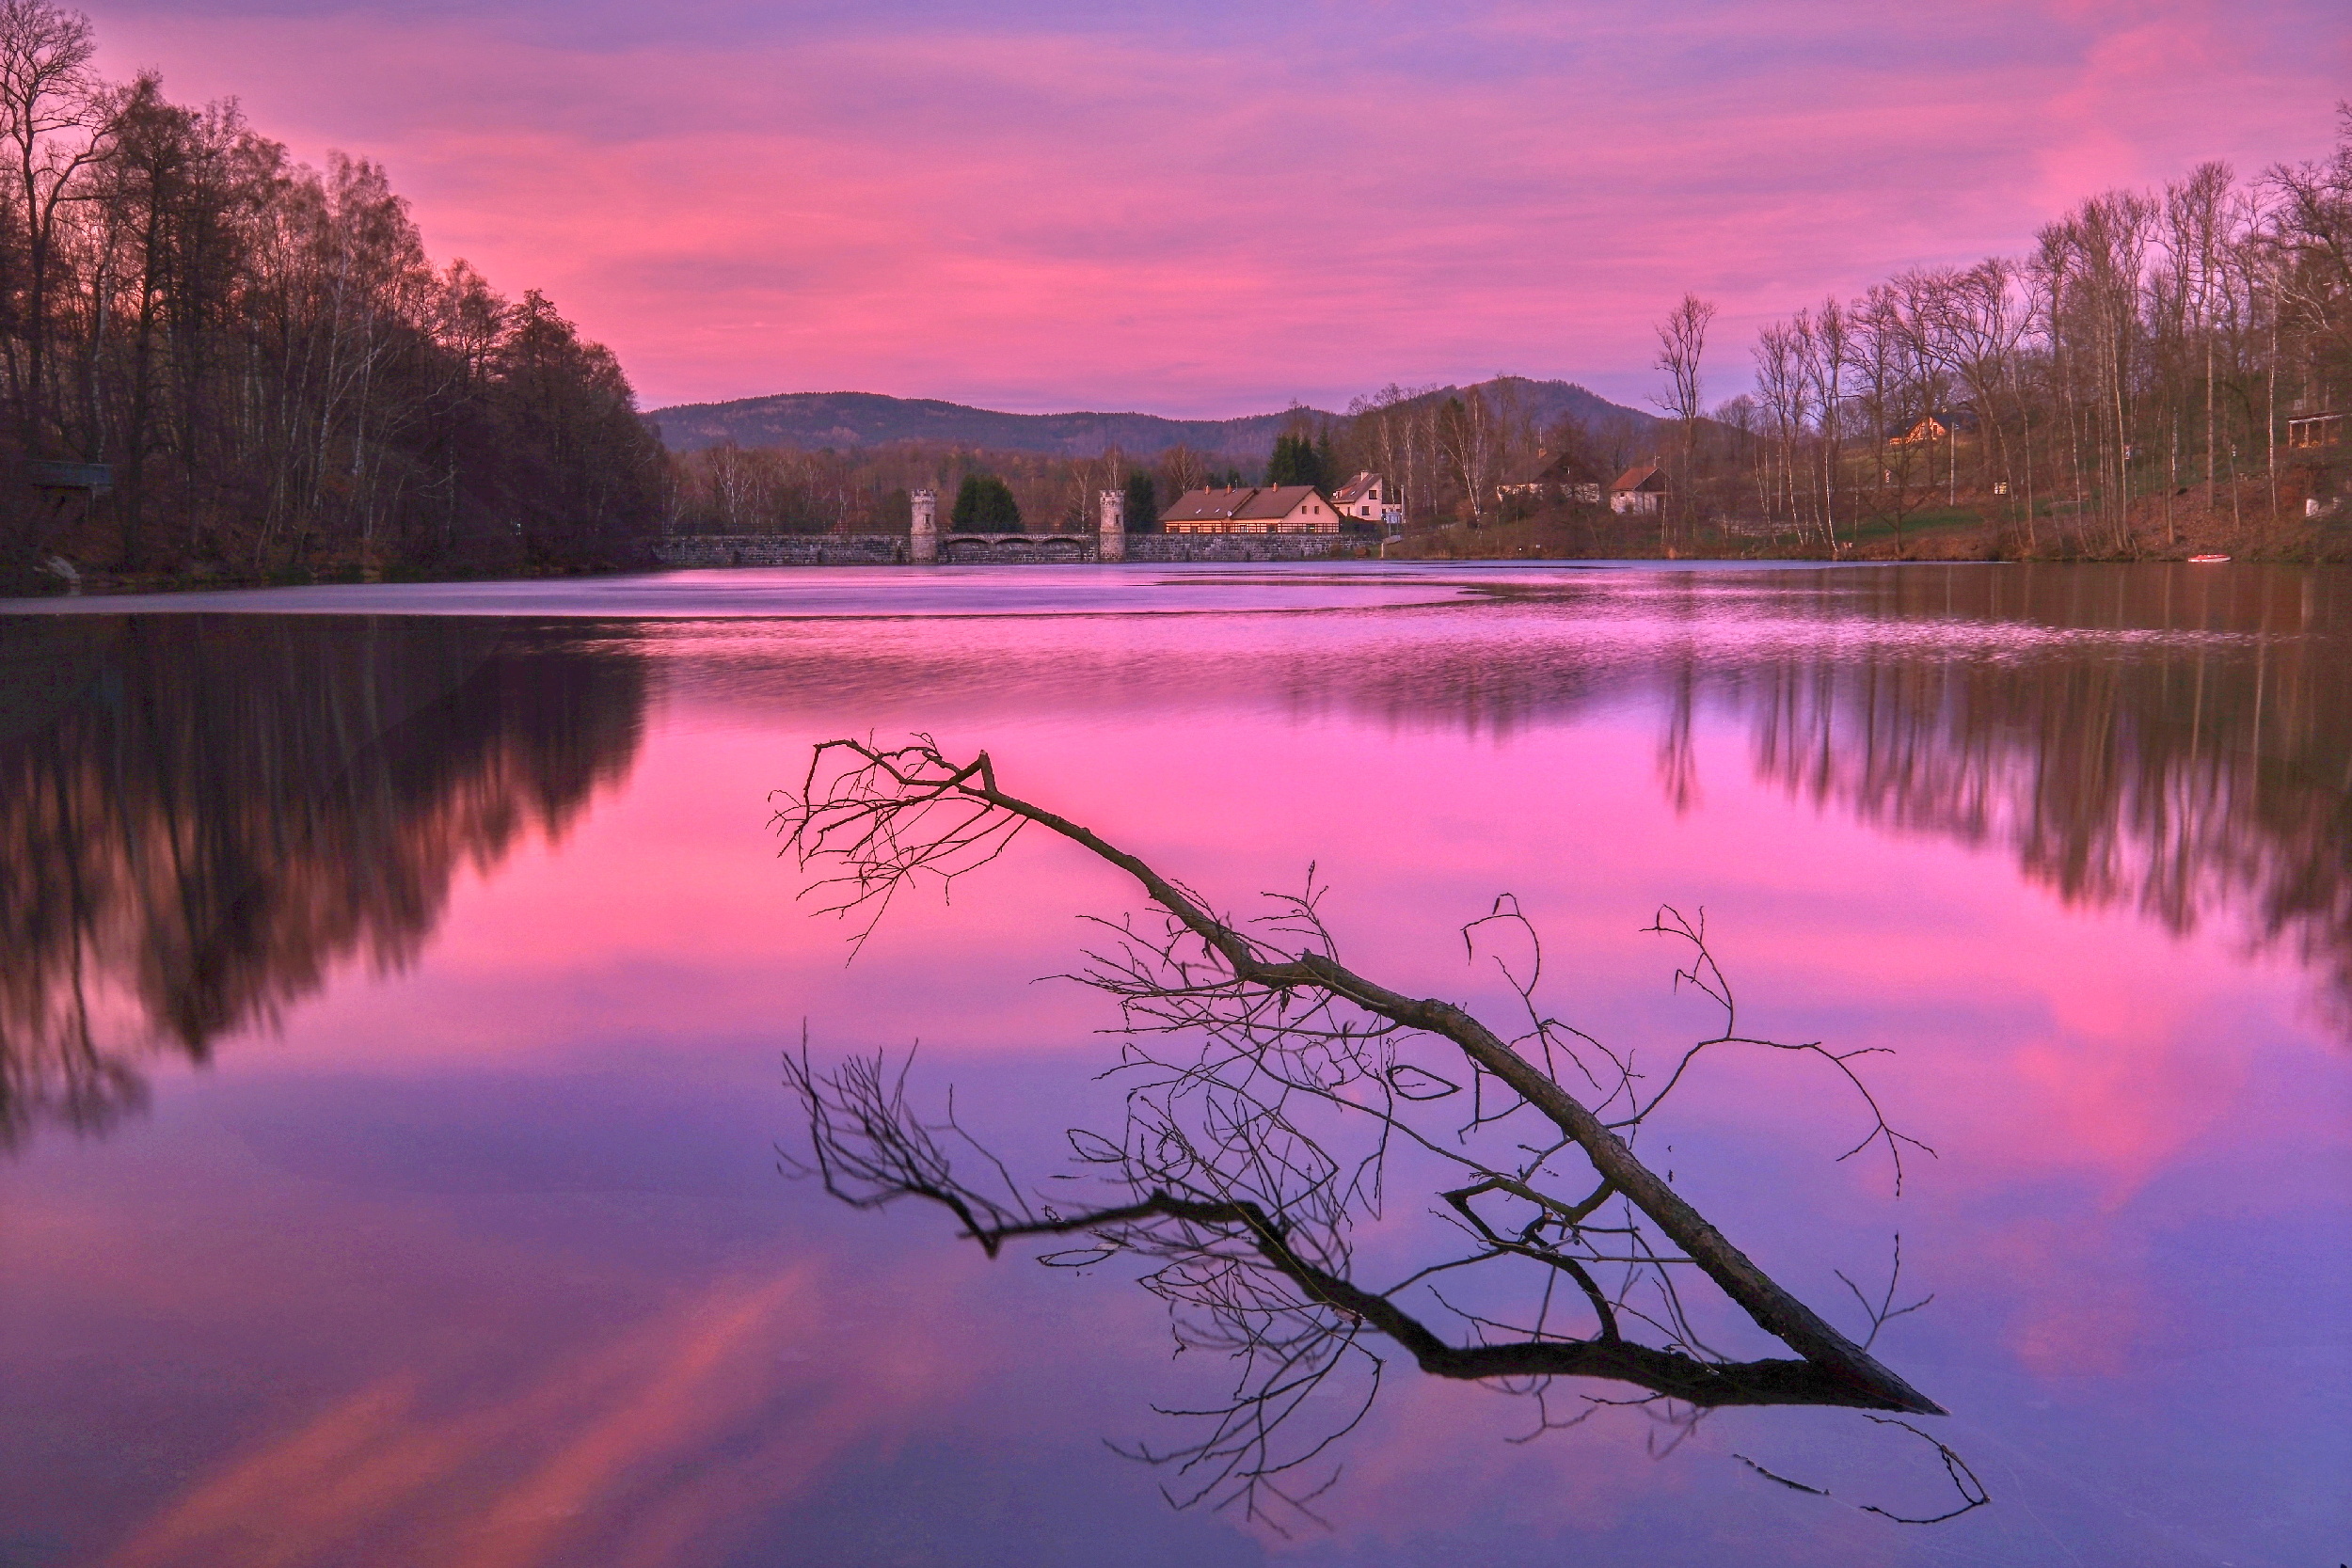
[89,1,2352,415]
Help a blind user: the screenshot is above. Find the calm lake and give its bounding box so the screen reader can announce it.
[2,562,2345,1567]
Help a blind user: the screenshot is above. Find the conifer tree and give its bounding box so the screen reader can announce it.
[951,473,1021,531]
[1267,434,1327,490]
[1121,470,1157,532]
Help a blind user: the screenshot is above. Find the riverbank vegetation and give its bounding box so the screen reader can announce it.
[0,0,664,596]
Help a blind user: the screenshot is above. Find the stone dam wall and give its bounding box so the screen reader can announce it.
[649,533,1382,567]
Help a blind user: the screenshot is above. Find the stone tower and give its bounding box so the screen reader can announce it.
[1097,489,1126,563]
[910,487,939,563]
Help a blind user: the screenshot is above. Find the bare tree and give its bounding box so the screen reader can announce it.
[1438,387,1502,528]
[1847,284,1932,556]
[1752,320,1810,542]
[2268,108,2352,437]
[1156,442,1209,501]
[1804,299,1851,556]
[1651,293,1715,552]
[1344,382,1444,531]
[1922,259,2033,547]
[0,0,107,452]
[771,737,1963,1527]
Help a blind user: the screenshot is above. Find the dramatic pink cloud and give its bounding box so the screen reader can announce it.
[84,0,2348,415]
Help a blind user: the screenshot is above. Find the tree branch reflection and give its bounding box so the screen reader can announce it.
[776,738,1975,1528]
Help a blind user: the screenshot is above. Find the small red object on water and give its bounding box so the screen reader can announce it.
[2189,553,2231,563]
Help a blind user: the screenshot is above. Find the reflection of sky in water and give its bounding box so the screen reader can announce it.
[0,564,2344,1566]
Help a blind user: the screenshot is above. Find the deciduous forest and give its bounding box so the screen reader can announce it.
[0,0,664,593]
[1685,114,2352,561]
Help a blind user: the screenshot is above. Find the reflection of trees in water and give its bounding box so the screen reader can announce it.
[1714,568,2352,1029]
[649,562,2348,1022]
[0,617,646,1148]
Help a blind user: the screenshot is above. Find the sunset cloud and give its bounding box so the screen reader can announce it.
[84,0,2347,415]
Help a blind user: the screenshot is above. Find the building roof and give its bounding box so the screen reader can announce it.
[1517,451,1603,488]
[1891,407,1982,440]
[1160,485,1325,524]
[1610,463,1667,493]
[1331,471,1381,505]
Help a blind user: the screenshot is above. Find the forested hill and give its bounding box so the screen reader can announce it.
[646,379,1656,457]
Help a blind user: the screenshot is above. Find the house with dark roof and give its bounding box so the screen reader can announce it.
[1160,485,1341,534]
[2287,411,2343,449]
[1608,462,1668,515]
[1498,451,1606,507]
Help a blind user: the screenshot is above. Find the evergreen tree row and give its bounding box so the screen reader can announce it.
[1265,431,1335,491]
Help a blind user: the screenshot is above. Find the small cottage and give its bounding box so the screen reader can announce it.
[1608,462,1668,515]
[1498,451,1606,507]
[2287,412,2343,449]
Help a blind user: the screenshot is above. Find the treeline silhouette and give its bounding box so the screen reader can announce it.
[0,0,664,593]
[1653,116,2352,559]
[0,616,647,1148]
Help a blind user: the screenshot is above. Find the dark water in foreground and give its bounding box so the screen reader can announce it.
[0,562,2345,1566]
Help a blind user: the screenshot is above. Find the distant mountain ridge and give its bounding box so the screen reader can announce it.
[645,380,1657,459]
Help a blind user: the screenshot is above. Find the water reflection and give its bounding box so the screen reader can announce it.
[1395,566,2351,1028]
[1695,569,2351,1032]
[642,564,2348,1028]
[0,617,647,1148]
[1,565,2343,1566]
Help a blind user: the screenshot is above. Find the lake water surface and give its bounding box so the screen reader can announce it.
[1,562,2345,1566]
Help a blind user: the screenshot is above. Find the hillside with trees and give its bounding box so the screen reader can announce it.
[672,115,2349,563]
[1403,114,2352,562]
[0,0,665,595]
[658,378,1660,539]
[648,390,1296,463]
[647,381,1653,463]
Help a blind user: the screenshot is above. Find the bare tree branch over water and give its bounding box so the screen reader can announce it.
[772,736,1966,1525]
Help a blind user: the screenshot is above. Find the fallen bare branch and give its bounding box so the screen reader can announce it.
[772,736,1956,1523]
